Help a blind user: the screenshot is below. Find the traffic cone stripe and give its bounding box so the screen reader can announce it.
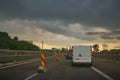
[41,58,45,62]
[41,61,45,67]
[41,53,45,59]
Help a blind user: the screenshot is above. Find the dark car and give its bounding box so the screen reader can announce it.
[65,53,72,59]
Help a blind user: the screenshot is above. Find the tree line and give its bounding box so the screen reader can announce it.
[93,44,120,54]
[0,32,40,51]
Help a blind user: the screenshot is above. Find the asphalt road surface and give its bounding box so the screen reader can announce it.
[0,56,120,80]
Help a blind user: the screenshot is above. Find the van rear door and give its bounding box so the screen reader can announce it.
[72,46,92,65]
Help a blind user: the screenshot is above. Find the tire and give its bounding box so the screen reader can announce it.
[71,61,74,66]
[88,63,92,67]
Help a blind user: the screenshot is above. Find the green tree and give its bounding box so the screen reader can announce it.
[0,31,40,51]
[0,32,11,49]
[93,44,99,53]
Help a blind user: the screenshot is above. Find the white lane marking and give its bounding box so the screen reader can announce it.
[24,73,38,80]
[24,55,54,80]
[0,55,54,69]
[91,66,114,80]
[0,60,38,69]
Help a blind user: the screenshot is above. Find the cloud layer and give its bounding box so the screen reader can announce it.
[0,0,120,28]
[0,0,120,49]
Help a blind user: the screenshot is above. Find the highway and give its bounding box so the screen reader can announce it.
[0,56,120,80]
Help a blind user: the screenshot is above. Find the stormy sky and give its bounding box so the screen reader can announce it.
[0,0,120,49]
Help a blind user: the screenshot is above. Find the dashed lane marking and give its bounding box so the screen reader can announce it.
[24,73,38,80]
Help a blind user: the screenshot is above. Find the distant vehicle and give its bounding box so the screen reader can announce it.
[65,52,72,59]
[72,45,92,66]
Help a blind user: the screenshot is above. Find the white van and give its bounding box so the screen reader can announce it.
[72,45,92,66]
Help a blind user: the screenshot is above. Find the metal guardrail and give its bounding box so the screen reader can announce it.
[0,49,53,63]
[93,52,120,62]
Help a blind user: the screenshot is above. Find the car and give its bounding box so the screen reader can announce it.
[65,52,72,59]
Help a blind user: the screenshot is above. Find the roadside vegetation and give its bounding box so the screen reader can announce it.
[92,44,120,62]
[0,31,40,51]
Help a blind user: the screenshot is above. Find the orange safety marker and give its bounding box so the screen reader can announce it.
[40,52,45,68]
[62,52,65,57]
[56,52,60,61]
[38,52,47,73]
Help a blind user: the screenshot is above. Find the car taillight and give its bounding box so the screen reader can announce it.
[72,46,73,56]
[90,46,92,55]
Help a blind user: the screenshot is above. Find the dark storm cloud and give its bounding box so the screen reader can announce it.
[116,36,120,40]
[109,30,120,35]
[85,32,105,35]
[0,0,120,29]
[86,29,120,40]
[100,34,114,39]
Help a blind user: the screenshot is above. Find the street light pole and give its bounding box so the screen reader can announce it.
[42,41,44,52]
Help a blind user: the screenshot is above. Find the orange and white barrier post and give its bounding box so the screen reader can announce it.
[38,52,47,73]
[56,52,60,61]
